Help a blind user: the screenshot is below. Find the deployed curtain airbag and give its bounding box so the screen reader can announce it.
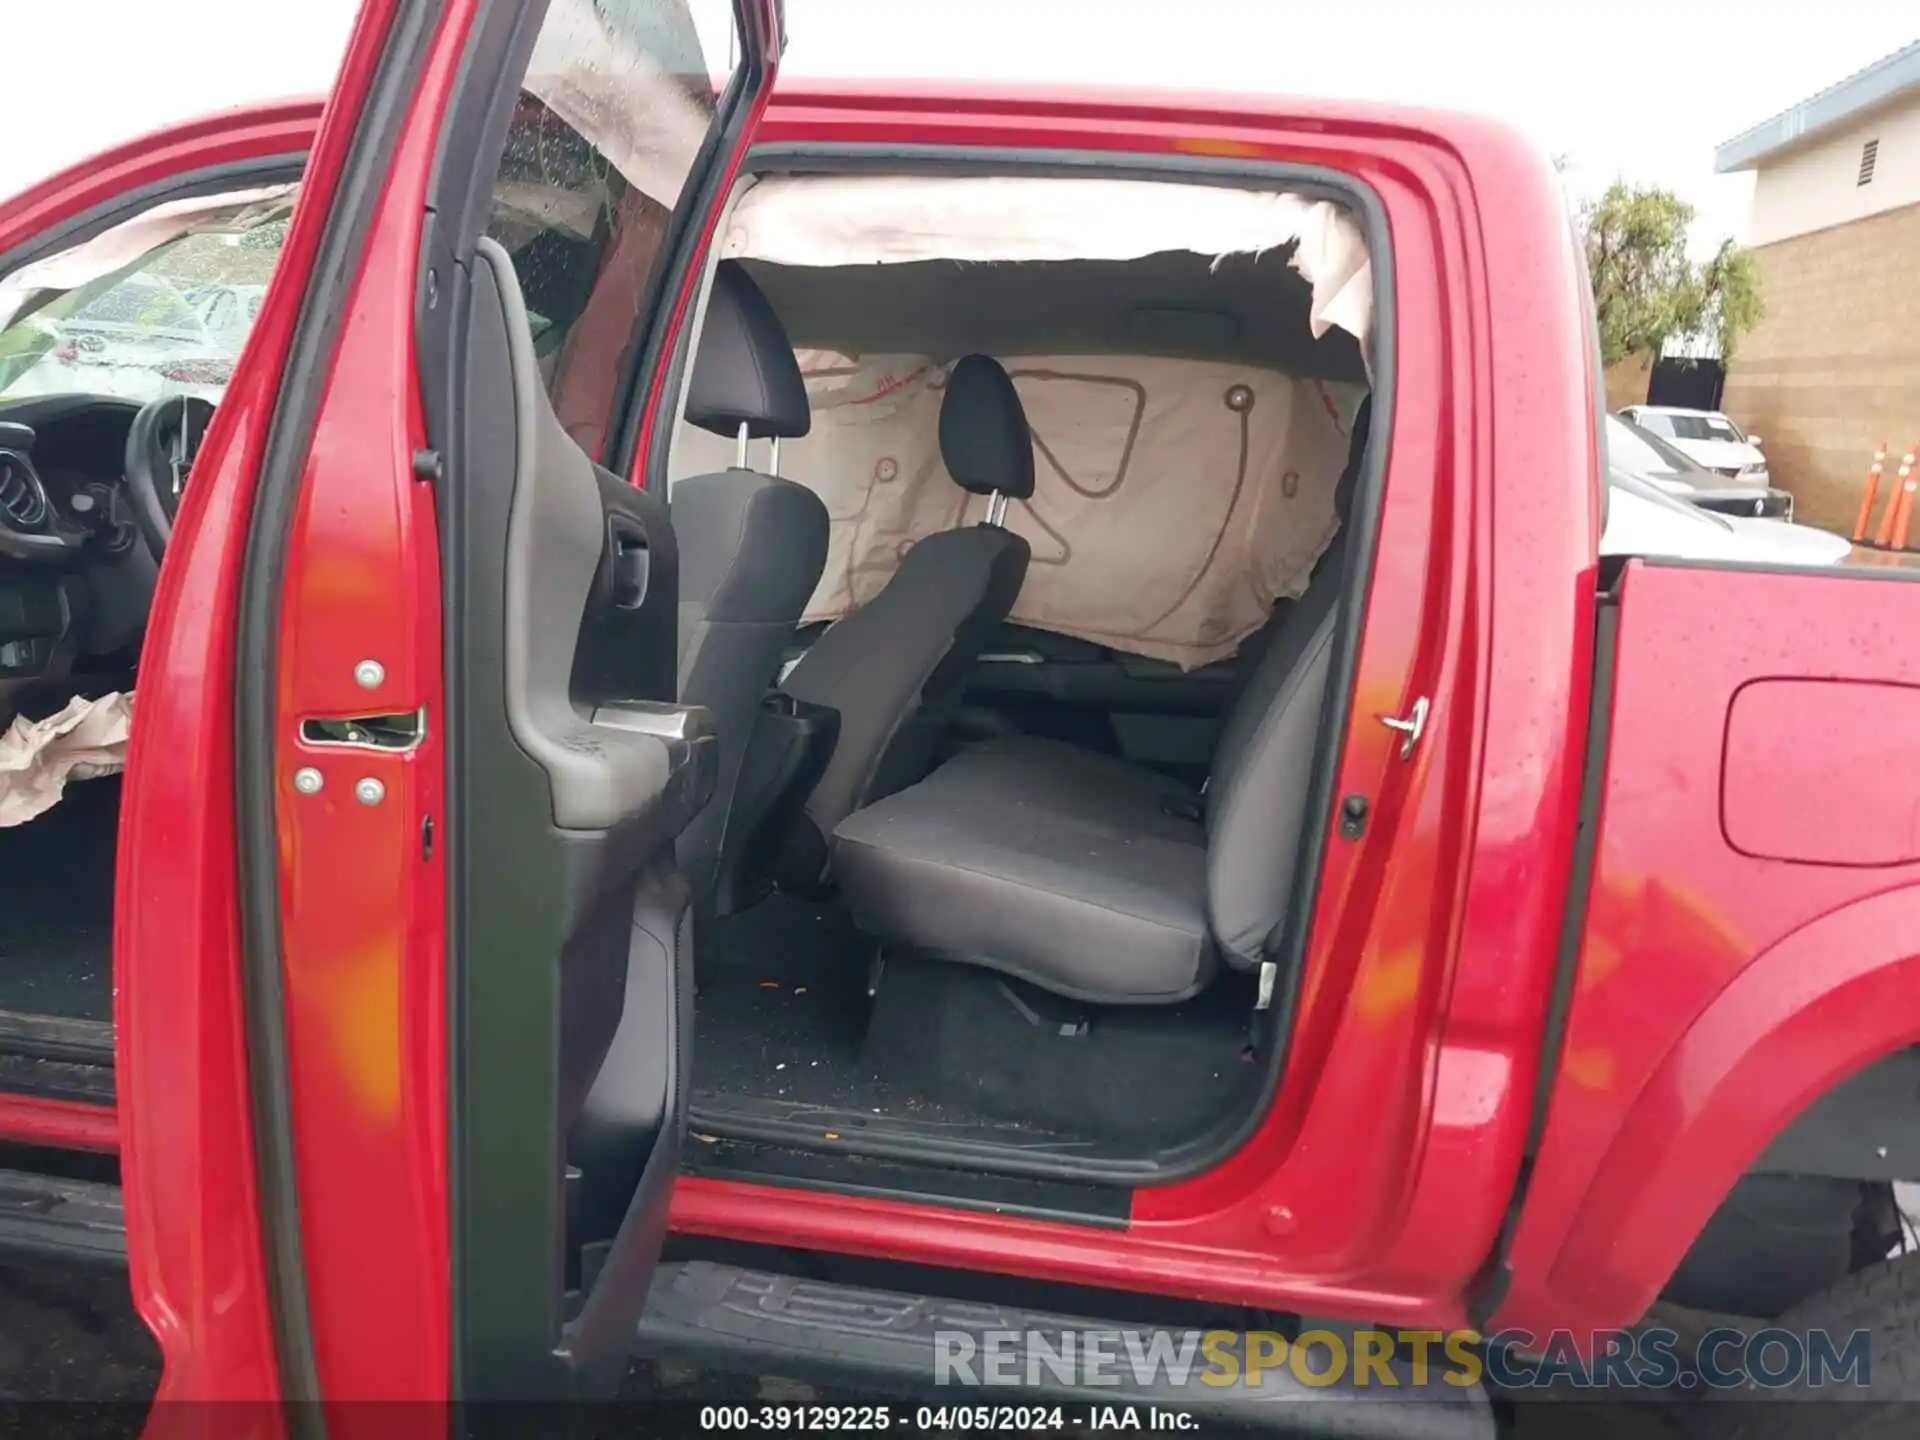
[676,353,1365,669]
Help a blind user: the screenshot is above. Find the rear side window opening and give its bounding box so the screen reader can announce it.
[653,150,1393,1194]
[682,172,1373,669]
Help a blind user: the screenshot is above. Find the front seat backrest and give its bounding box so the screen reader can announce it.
[781,354,1035,846]
[1204,395,1372,967]
[673,262,829,903]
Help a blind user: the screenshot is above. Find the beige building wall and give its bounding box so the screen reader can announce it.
[1720,198,1920,533]
[1747,96,1920,246]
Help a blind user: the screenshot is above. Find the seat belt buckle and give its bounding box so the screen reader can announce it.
[1254,959,1277,1011]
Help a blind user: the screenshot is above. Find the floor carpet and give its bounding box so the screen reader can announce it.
[0,778,118,1024]
[692,892,1261,1153]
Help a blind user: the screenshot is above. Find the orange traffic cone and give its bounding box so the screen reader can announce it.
[1891,447,1920,552]
[1873,446,1914,549]
[1854,443,1890,543]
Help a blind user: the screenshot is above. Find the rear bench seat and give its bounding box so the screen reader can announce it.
[831,399,1372,1005]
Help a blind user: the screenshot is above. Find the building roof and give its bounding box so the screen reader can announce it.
[1715,38,1920,173]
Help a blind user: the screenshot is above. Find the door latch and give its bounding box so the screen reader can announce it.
[1378,696,1430,760]
[299,708,427,753]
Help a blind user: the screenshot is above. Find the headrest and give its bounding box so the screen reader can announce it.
[686,261,811,442]
[938,355,1035,499]
[1333,394,1373,528]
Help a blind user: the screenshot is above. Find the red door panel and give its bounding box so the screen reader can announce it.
[119,0,784,1407]
[116,1,422,1404]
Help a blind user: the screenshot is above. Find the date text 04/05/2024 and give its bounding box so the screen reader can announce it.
[698,1404,1199,1431]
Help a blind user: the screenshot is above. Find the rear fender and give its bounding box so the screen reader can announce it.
[1505,885,1920,1333]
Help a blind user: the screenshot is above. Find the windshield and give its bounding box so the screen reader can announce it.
[70,277,202,332]
[1606,414,1711,484]
[0,192,296,406]
[1664,413,1745,443]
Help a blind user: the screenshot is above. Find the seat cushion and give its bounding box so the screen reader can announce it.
[832,737,1214,1004]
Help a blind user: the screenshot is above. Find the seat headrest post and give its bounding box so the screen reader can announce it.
[735,420,749,470]
[769,436,782,478]
[984,491,1009,527]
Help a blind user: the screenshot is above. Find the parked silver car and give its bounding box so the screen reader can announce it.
[1602,465,1850,567]
[1608,412,1792,519]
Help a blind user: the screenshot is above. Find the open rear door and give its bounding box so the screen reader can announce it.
[120,0,782,1408]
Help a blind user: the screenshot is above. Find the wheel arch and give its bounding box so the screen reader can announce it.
[1495,884,1920,1334]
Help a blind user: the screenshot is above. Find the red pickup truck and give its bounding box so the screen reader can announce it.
[0,0,1914,1432]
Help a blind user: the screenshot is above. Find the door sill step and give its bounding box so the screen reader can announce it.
[0,1166,125,1265]
[0,1049,115,1107]
[0,1009,114,1066]
[1,1198,1494,1435]
[687,1094,1220,1186]
[681,1134,1130,1226]
[637,1261,1494,1437]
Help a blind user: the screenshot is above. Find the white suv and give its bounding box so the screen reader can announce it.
[1619,405,1770,485]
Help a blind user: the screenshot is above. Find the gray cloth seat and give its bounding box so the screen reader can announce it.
[779,355,1034,849]
[832,397,1373,1004]
[673,262,829,902]
[834,735,1211,1002]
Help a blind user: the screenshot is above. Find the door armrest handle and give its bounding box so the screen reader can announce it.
[589,701,713,745]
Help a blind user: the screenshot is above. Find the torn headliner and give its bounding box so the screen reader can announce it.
[741,248,1368,384]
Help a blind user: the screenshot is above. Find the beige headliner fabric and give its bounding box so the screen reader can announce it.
[676,354,1366,669]
[719,175,1374,353]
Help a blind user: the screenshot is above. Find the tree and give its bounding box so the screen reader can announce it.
[1580,182,1765,366]
[1693,236,1766,363]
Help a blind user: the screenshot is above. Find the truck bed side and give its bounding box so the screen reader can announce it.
[1493,557,1920,1338]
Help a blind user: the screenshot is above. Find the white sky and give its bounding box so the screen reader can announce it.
[6,0,1916,256]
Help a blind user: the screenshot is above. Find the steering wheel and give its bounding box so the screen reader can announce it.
[124,394,215,555]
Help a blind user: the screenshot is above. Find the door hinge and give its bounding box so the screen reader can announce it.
[300,708,426,753]
[411,448,443,484]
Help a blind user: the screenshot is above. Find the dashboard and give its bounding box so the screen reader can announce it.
[0,395,161,684]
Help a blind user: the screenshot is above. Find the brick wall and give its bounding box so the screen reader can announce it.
[1720,199,1920,534]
